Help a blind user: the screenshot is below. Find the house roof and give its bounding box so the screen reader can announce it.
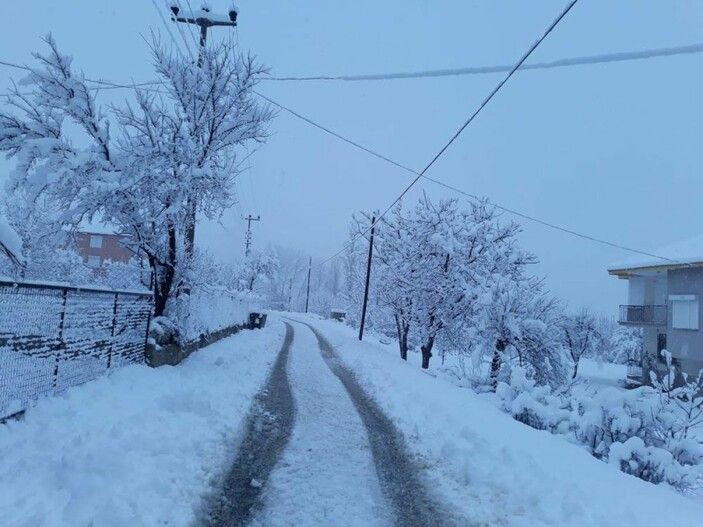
[608,234,703,275]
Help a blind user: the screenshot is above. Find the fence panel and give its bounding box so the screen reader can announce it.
[0,280,152,420]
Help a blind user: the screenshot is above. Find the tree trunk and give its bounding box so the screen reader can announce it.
[395,315,409,360]
[152,224,177,318]
[490,339,507,391]
[420,336,435,369]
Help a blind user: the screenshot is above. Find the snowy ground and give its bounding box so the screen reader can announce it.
[296,315,703,527]
[0,322,285,527]
[576,358,627,390]
[3,312,703,526]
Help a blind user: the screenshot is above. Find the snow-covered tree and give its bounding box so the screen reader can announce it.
[0,35,273,318]
[406,197,534,369]
[238,250,279,293]
[562,308,600,379]
[350,196,535,369]
[351,208,417,359]
[480,276,569,389]
[610,326,644,365]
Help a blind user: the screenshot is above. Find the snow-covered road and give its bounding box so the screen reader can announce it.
[206,318,454,526]
[251,320,393,526]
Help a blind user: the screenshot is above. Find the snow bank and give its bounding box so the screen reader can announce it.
[0,322,285,527]
[303,317,703,527]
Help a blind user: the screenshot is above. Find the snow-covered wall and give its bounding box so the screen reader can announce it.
[170,290,259,341]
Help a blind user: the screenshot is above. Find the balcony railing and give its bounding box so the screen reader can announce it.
[619,305,667,326]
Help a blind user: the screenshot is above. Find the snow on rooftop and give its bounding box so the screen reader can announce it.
[75,219,122,236]
[608,233,703,272]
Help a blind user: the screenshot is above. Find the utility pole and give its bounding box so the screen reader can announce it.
[305,256,312,313]
[358,216,375,341]
[243,214,260,257]
[170,4,238,258]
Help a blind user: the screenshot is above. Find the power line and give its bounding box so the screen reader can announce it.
[0,8,676,265]
[321,0,580,265]
[254,77,675,263]
[266,42,703,82]
[0,63,676,266]
[149,0,194,61]
[6,38,701,97]
[257,90,676,265]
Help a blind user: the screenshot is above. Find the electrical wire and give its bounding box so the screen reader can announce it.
[258,90,676,264]
[267,42,703,82]
[149,0,194,61]
[0,51,674,264]
[320,0,581,265]
[0,3,676,265]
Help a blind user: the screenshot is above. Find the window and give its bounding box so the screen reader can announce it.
[670,295,699,330]
[89,235,103,249]
[87,255,101,268]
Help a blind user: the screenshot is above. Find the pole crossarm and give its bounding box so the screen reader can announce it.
[169,5,237,27]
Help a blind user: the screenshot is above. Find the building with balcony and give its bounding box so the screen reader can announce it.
[609,234,703,385]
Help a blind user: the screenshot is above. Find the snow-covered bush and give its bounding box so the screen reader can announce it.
[496,367,571,433]
[609,437,703,490]
[493,359,703,492]
[572,387,653,459]
[149,316,182,348]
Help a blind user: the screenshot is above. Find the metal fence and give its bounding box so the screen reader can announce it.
[0,279,152,420]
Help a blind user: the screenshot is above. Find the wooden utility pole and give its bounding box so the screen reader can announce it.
[243,214,260,257]
[358,216,375,341]
[305,257,312,313]
[170,4,238,258]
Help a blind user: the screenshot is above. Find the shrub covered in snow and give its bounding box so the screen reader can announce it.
[608,437,703,491]
[495,362,703,492]
[496,367,571,433]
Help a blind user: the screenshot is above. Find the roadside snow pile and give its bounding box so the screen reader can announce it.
[303,317,703,527]
[0,322,284,527]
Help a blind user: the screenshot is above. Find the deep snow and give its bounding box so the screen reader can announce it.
[299,316,703,527]
[0,322,285,527]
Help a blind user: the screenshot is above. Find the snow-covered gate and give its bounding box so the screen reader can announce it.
[0,279,152,420]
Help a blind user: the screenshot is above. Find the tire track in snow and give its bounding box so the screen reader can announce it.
[296,320,458,527]
[253,319,392,526]
[205,322,295,527]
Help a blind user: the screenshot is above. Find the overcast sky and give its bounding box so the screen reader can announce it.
[2,1,703,315]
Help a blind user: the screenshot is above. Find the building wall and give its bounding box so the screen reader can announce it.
[75,232,134,266]
[627,274,666,305]
[666,267,703,377]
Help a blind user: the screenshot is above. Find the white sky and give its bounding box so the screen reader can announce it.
[2,1,703,315]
